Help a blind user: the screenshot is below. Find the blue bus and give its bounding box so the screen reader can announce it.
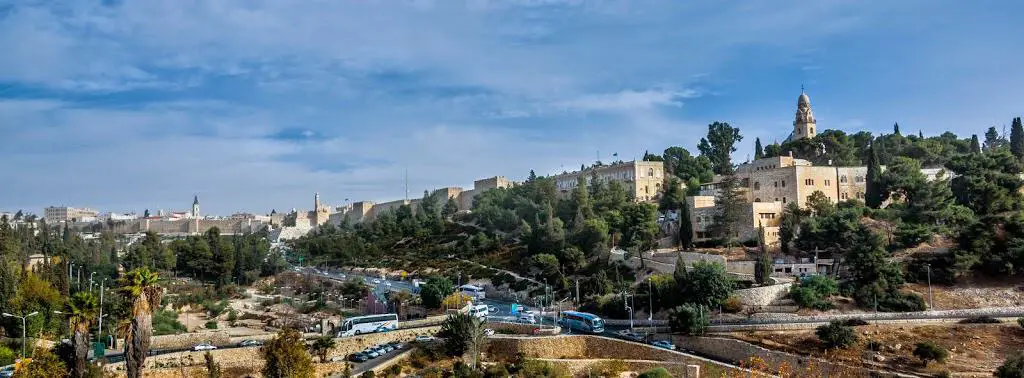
[558,311,605,333]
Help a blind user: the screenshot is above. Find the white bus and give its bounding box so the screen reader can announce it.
[459,284,486,299]
[337,313,399,337]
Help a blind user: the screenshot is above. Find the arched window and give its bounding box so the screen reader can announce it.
[753,182,761,190]
[648,168,655,177]
[755,198,761,202]
[810,127,815,134]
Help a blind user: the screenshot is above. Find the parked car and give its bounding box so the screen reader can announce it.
[0,365,15,378]
[617,330,645,342]
[484,328,495,336]
[362,348,380,358]
[517,314,537,324]
[414,335,435,343]
[237,339,262,347]
[347,353,369,363]
[192,343,217,351]
[651,340,676,350]
[387,342,404,350]
[377,344,393,353]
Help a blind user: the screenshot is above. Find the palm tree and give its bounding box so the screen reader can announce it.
[439,313,488,369]
[309,336,336,363]
[118,268,163,378]
[63,291,99,378]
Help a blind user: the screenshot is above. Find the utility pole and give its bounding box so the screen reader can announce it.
[89,272,96,294]
[98,280,106,343]
[925,263,934,309]
[648,277,654,323]
[575,279,580,309]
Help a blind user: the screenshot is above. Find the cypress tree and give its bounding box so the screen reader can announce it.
[678,196,693,251]
[893,122,901,135]
[754,222,772,285]
[754,137,764,160]
[865,143,883,208]
[918,130,924,139]
[970,134,981,154]
[1010,117,1024,159]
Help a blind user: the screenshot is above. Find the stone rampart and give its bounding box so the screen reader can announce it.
[674,336,893,377]
[150,331,232,350]
[538,358,717,378]
[731,283,793,307]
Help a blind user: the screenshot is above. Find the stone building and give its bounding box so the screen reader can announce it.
[43,206,99,223]
[789,89,817,141]
[327,176,516,225]
[551,160,666,202]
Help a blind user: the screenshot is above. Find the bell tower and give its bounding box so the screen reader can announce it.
[792,88,817,141]
[191,195,200,219]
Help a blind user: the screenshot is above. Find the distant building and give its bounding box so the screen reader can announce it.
[551,160,666,202]
[44,206,99,223]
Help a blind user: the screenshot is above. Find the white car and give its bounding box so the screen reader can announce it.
[487,305,497,313]
[372,279,381,284]
[414,335,435,343]
[385,282,392,286]
[484,329,495,336]
[651,340,676,350]
[362,348,380,358]
[192,343,217,351]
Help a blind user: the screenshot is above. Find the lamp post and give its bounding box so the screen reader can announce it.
[89,272,96,294]
[623,292,634,332]
[925,263,934,309]
[3,312,39,358]
[98,279,107,343]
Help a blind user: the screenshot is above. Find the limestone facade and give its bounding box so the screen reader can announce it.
[552,160,666,202]
[327,176,516,225]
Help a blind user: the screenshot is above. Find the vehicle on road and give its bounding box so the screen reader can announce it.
[362,348,380,358]
[651,340,676,350]
[469,304,489,319]
[617,330,645,342]
[558,311,605,334]
[372,279,381,284]
[414,335,435,343]
[237,339,263,347]
[487,305,497,313]
[337,313,399,337]
[0,365,14,378]
[459,284,486,299]
[192,343,217,351]
[484,328,495,336]
[347,353,369,363]
[517,313,537,324]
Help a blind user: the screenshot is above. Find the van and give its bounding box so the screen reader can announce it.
[469,304,489,319]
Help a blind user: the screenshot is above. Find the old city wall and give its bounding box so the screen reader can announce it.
[731,282,793,307]
[673,336,894,377]
[487,335,734,370]
[538,358,710,378]
[104,347,352,378]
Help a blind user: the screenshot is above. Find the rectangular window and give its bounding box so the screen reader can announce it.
[804,179,814,185]
[781,180,786,187]
[825,179,831,186]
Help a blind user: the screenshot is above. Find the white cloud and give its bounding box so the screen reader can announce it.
[556,89,697,112]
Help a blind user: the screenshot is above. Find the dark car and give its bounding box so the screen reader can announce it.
[348,352,369,363]
[237,339,263,347]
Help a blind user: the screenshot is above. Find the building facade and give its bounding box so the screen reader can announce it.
[43,206,99,223]
[551,160,666,202]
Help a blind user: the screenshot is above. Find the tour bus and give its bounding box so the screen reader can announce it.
[468,304,489,319]
[459,284,486,300]
[558,311,605,334]
[337,313,399,337]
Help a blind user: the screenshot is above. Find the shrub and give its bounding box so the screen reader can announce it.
[843,318,869,326]
[995,351,1024,378]
[153,309,187,335]
[669,303,709,336]
[959,316,1001,324]
[227,309,238,322]
[483,364,510,378]
[722,296,743,313]
[205,320,219,329]
[360,371,375,378]
[637,367,673,378]
[815,321,857,349]
[935,371,951,378]
[791,275,837,310]
[913,341,948,366]
[0,345,15,366]
[1017,317,1024,329]
[865,339,882,351]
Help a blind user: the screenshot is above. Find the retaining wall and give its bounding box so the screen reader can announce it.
[538,358,712,378]
[731,283,793,307]
[149,331,232,350]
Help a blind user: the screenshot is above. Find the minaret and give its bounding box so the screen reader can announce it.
[191,195,200,219]
[792,88,817,141]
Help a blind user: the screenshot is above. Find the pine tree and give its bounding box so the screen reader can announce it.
[678,196,693,251]
[709,175,745,249]
[970,134,982,154]
[754,137,764,160]
[985,126,1004,152]
[1010,117,1024,159]
[865,143,883,208]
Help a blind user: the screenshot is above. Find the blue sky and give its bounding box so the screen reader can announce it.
[1,0,1022,215]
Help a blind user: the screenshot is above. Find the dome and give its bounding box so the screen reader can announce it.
[798,92,810,105]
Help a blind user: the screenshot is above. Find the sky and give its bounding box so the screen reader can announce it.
[1,0,1023,215]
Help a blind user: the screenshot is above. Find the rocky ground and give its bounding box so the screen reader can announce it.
[730,323,1024,377]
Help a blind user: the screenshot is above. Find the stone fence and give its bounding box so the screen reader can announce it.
[731,282,793,307]
[149,331,232,350]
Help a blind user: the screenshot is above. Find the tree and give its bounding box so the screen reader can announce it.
[420,276,453,310]
[995,351,1024,378]
[668,303,708,335]
[790,276,838,310]
[970,134,981,154]
[893,122,901,135]
[662,147,714,184]
[678,198,693,251]
[310,336,336,363]
[985,126,1006,152]
[815,321,857,348]
[118,267,163,378]
[14,348,67,378]
[204,351,222,378]
[438,313,487,368]
[442,197,459,219]
[658,177,684,212]
[865,144,884,208]
[63,292,99,378]
[676,261,734,308]
[913,341,948,367]
[1011,117,1024,159]
[754,224,772,285]
[754,137,764,160]
[947,150,1023,216]
[143,209,150,218]
[708,175,745,247]
[261,328,314,378]
[698,121,743,175]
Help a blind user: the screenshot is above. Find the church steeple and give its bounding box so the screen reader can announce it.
[191,195,200,219]
[792,89,817,141]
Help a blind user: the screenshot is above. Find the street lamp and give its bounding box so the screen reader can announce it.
[924,263,934,309]
[89,272,96,293]
[3,311,40,358]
